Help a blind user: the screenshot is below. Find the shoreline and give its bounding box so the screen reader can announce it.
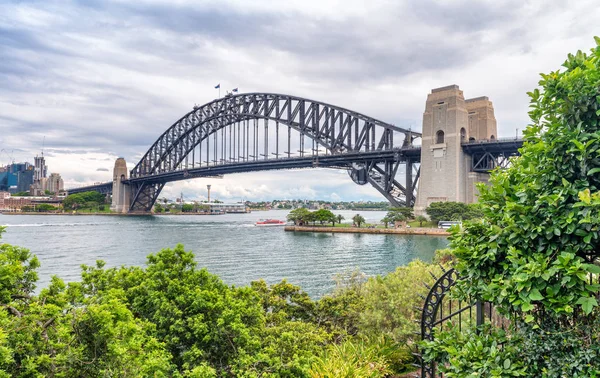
[284,225,449,236]
[0,212,248,216]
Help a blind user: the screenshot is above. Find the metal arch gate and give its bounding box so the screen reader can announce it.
[417,267,487,378]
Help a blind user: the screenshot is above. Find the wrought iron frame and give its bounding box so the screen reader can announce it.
[418,267,484,378]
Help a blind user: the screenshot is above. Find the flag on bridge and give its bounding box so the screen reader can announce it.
[232,88,238,93]
[214,83,220,89]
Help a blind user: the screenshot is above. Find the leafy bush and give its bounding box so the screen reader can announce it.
[0,228,175,377]
[425,202,482,222]
[309,337,391,378]
[421,324,527,377]
[63,191,106,210]
[424,37,600,377]
[359,261,442,345]
[0,224,441,377]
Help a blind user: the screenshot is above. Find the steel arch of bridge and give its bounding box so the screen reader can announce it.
[128,93,421,212]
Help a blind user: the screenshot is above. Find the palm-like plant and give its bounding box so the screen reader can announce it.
[352,214,366,228]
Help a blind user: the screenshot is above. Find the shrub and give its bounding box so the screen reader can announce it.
[426,37,600,377]
[309,337,391,378]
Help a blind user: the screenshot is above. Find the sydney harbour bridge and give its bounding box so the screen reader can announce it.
[68,89,523,213]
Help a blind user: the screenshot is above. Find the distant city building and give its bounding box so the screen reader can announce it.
[30,154,49,195]
[0,192,32,212]
[0,162,34,193]
[16,169,34,193]
[0,152,66,197]
[46,173,64,193]
[34,155,47,182]
[206,202,248,214]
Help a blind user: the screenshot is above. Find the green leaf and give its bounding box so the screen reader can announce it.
[587,167,600,176]
[584,264,600,274]
[576,296,598,315]
[529,288,544,301]
[572,139,585,151]
[579,189,592,204]
[521,302,534,312]
[524,314,534,323]
[595,35,600,46]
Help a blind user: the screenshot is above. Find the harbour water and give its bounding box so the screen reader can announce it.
[0,210,448,298]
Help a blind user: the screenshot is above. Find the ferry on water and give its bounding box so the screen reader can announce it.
[255,219,286,226]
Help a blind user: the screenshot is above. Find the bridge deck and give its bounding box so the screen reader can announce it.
[66,139,522,195]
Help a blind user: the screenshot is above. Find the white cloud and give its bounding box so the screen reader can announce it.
[2,0,600,201]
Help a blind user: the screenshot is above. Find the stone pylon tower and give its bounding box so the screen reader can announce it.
[414,85,497,216]
[110,158,131,213]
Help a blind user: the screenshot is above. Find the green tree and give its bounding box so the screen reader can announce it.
[287,208,312,225]
[0,227,175,377]
[181,203,194,212]
[381,216,391,228]
[10,192,29,197]
[352,214,365,227]
[423,37,600,377]
[35,204,56,212]
[63,191,106,211]
[382,208,409,227]
[313,209,335,225]
[415,215,428,227]
[336,214,345,225]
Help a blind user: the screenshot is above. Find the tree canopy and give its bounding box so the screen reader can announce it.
[62,191,106,210]
[423,37,600,377]
[352,214,365,227]
[425,201,482,223]
[0,225,447,376]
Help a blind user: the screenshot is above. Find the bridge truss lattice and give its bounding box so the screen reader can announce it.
[127,93,421,212]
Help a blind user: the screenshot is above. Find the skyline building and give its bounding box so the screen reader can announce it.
[46,173,64,193]
[34,155,47,182]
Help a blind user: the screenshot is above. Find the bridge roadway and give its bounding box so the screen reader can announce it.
[68,147,420,195]
[67,138,522,196]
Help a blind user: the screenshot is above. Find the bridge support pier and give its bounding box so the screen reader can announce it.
[414,85,497,216]
[110,158,131,213]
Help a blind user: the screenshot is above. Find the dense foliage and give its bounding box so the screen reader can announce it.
[62,191,106,211]
[422,38,600,377]
[424,201,483,223]
[0,225,447,377]
[381,207,414,227]
[21,204,58,213]
[286,208,338,226]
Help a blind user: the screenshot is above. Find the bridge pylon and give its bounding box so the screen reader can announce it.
[110,158,131,213]
[414,85,497,216]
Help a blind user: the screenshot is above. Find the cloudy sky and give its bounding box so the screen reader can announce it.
[1,0,599,202]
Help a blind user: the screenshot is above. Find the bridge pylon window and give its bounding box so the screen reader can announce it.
[436,130,445,144]
[460,128,466,142]
[490,135,496,140]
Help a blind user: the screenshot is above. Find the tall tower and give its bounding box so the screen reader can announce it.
[414,85,497,216]
[207,185,211,203]
[110,158,131,213]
